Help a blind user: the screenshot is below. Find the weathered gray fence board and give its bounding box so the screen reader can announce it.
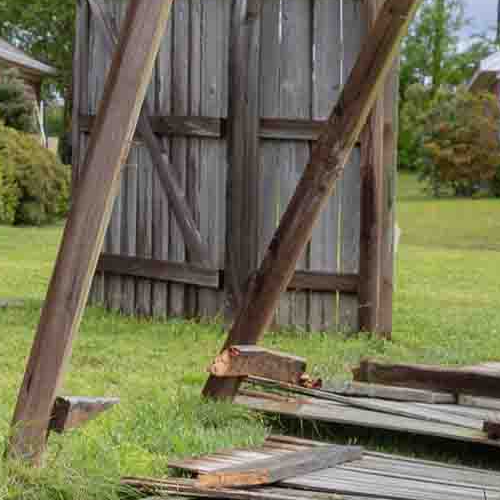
[311,0,342,332]
[87,3,109,305]
[338,0,364,333]
[258,0,281,327]
[151,14,172,318]
[198,0,229,318]
[187,0,202,318]
[80,0,390,333]
[279,0,312,331]
[169,0,189,317]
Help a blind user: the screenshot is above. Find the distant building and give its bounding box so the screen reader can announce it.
[0,38,56,105]
[469,52,500,98]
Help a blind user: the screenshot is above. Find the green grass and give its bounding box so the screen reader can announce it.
[0,172,500,498]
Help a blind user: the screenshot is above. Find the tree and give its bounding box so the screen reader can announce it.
[0,0,76,100]
[0,69,37,133]
[419,88,500,197]
[400,0,466,101]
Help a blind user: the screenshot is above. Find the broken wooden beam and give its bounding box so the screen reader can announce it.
[203,0,423,400]
[195,445,363,489]
[7,0,173,464]
[353,358,500,399]
[209,346,307,385]
[48,396,119,434]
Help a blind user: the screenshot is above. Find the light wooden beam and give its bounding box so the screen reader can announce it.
[203,0,423,400]
[209,346,307,385]
[7,0,173,464]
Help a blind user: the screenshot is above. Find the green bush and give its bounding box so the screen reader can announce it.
[0,121,70,225]
[0,69,37,133]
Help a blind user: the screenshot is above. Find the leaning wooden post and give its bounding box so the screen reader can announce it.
[203,0,422,400]
[7,0,173,464]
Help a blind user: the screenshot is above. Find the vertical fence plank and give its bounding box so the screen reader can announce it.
[135,144,154,316]
[379,60,398,333]
[186,0,202,318]
[278,0,313,330]
[198,0,228,318]
[122,146,138,315]
[103,2,124,312]
[258,0,281,328]
[87,3,108,306]
[152,14,173,319]
[338,0,363,333]
[311,0,342,332]
[225,0,262,314]
[358,0,387,336]
[169,0,190,317]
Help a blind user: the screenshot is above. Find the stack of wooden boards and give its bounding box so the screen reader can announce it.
[210,349,500,448]
[123,435,500,500]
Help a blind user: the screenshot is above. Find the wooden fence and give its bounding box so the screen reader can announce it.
[73,0,396,333]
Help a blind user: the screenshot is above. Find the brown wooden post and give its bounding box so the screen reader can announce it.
[203,0,422,400]
[379,61,399,333]
[7,0,173,464]
[225,0,262,311]
[358,0,387,337]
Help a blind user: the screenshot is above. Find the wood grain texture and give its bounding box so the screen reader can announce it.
[97,253,219,288]
[196,445,363,488]
[236,392,500,448]
[325,380,456,404]
[310,0,342,332]
[80,114,222,139]
[354,358,500,398]
[209,346,306,384]
[8,0,173,463]
[203,0,422,400]
[225,0,262,312]
[338,0,364,334]
[358,0,385,336]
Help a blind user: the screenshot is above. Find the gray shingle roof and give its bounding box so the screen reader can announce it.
[0,38,56,77]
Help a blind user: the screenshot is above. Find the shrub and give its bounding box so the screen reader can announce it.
[0,69,37,133]
[0,121,70,225]
[419,88,500,197]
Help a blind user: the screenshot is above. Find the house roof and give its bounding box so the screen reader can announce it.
[469,52,500,92]
[0,38,56,77]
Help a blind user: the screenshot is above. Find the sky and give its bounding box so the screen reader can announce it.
[462,0,496,38]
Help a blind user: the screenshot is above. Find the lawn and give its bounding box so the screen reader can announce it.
[0,172,499,498]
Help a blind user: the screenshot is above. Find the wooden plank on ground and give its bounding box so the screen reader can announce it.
[49,396,119,433]
[325,380,455,404]
[203,0,423,400]
[209,346,306,384]
[354,358,500,398]
[246,378,483,429]
[196,445,363,488]
[7,0,173,464]
[458,394,500,411]
[236,392,500,448]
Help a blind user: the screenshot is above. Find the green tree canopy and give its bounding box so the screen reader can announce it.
[0,0,76,98]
